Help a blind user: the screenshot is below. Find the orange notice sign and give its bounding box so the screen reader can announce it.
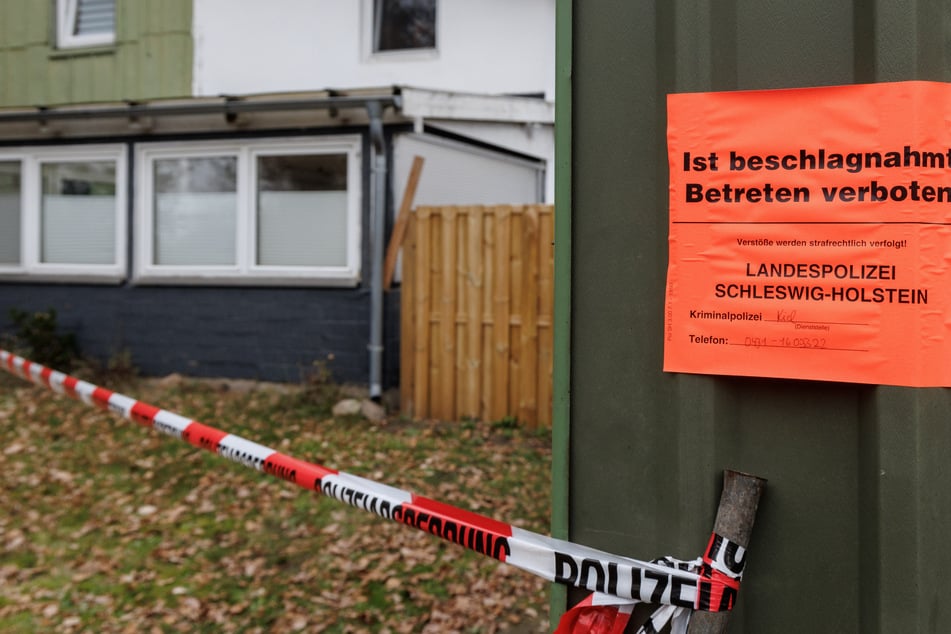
[664,81,951,387]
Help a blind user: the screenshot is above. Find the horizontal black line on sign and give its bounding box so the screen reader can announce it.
[671,221,951,225]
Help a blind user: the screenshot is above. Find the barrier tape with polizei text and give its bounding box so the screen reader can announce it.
[0,349,745,628]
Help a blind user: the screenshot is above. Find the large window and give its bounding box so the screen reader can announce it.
[0,146,126,280]
[136,137,362,285]
[57,0,116,49]
[371,0,437,53]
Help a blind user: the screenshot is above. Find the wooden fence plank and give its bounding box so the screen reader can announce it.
[454,208,467,419]
[508,208,523,416]
[412,207,432,418]
[383,156,425,290]
[438,207,457,420]
[464,206,484,420]
[481,209,497,421]
[453,209,465,420]
[518,205,540,427]
[430,213,443,418]
[491,206,512,422]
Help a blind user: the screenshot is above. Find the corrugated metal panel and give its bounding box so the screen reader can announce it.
[562,0,951,631]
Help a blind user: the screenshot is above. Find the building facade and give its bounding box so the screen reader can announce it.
[0,0,554,391]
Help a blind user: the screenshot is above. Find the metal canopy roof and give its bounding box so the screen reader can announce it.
[0,86,553,141]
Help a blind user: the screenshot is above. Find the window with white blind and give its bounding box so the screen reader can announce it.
[0,146,126,281]
[152,155,238,267]
[135,137,362,286]
[41,161,117,265]
[0,162,21,265]
[57,0,116,49]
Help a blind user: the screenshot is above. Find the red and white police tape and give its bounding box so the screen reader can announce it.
[1,349,745,632]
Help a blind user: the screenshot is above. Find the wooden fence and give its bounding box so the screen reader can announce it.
[399,204,554,428]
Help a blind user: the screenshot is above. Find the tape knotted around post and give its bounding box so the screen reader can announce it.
[697,532,745,612]
[555,532,746,634]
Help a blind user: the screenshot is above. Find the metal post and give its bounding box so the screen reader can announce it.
[366,100,387,401]
[687,470,767,634]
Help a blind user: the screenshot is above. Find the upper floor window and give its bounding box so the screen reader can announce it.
[372,0,436,53]
[57,0,116,49]
[135,137,362,286]
[0,145,127,281]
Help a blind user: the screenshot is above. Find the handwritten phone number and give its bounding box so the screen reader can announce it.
[744,336,827,349]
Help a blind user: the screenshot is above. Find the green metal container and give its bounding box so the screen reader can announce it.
[553,1,951,631]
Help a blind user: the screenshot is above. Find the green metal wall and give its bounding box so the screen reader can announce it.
[0,0,192,108]
[557,1,951,631]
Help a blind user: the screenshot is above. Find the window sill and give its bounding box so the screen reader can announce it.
[0,271,125,285]
[132,272,361,288]
[49,44,117,60]
[367,47,439,63]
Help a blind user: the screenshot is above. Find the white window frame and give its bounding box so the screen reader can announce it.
[0,145,127,282]
[57,0,116,49]
[362,0,439,61]
[134,136,362,287]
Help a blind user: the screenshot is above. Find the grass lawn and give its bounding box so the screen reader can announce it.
[0,371,551,633]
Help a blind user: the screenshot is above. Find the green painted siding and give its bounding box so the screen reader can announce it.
[0,0,192,107]
[549,0,571,626]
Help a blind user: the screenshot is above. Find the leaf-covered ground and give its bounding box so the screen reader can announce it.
[0,373,551,632]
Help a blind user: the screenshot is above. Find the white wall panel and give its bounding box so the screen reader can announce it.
[192,0,555,99]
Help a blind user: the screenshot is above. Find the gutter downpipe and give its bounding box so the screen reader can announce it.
[367,100,387,401]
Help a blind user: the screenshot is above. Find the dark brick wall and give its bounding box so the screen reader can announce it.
[0,284,402,387]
